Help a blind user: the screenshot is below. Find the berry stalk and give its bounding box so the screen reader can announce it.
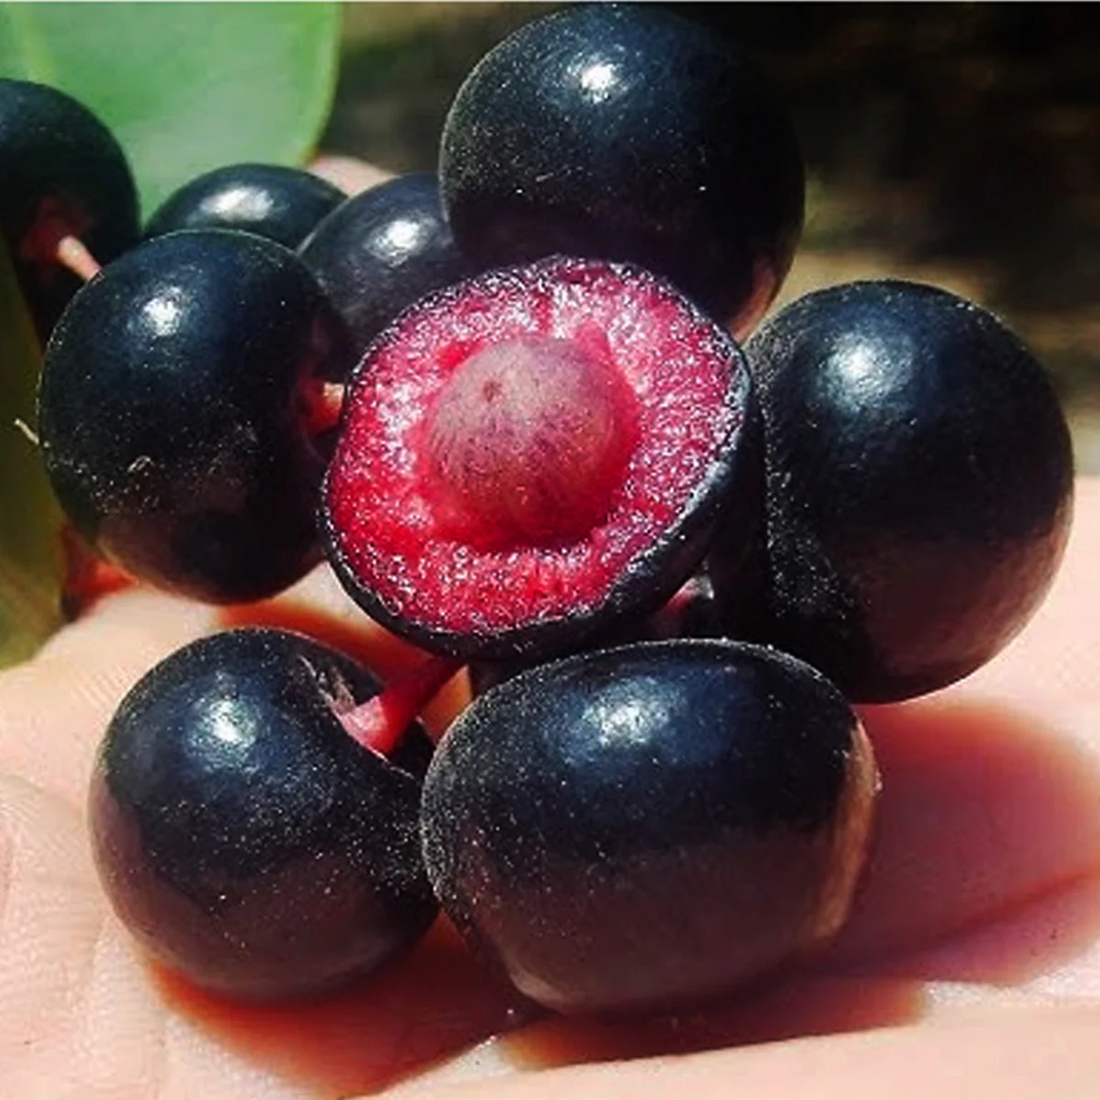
[338,654,462,756]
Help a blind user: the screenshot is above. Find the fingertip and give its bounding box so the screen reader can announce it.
[310,155,395,196]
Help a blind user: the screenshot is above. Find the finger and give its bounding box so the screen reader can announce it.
[0,755,527,1099]
[0,589,219,806]
[0,563,467,808]
[403,479,1100,1073]
[151,918,529,1098]
[383,1003,1100,1100]
[0,775,105,1088]
[0,770,319,1100]
[0,565,502,1097]
[310,155,394,196]
[825,478,1100,966]
[4,484,1098,1096]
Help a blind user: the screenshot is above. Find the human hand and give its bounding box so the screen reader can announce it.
[1,478,1097,1099]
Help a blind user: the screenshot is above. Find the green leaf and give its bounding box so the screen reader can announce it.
[0,1,341,214]
[0,236,63,667]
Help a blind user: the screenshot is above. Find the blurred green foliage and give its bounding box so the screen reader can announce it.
[0,2,341,212]
[0,1,343,665]
[0,237,63,665]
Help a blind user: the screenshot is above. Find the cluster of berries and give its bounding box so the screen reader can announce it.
[1,5,1073,1016]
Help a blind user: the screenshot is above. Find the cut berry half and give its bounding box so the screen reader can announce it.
[322,256,759,662]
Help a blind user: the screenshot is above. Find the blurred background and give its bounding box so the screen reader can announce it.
[323,2,1100,471]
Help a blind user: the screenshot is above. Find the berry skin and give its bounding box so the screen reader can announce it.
[421,639,877,1016]
[0,78,140,340]
[299,172,477,357]
[38,229,351,603]
[439,4,803,334]
[145,163,345,248]
[89,627,437,1001]
[723,280,1075,702]
[322,255,761,663]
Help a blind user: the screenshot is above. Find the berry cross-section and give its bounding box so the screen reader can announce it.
[322,256,760,662]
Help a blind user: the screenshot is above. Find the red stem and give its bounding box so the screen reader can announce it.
[55,235,101,281]
[19,196,101,282]
[303,380,346,436]
[339,654,462,756]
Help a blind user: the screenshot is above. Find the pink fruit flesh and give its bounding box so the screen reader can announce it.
[325,258,742,636]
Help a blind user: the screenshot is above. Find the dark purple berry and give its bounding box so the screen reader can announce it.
[439,4,803,334]
[38,229,352,603]
[0,78,139,340]
[299,172,479,357]
[145,164,345,248]
[89,627,437,1001]
[421,639,877,1016]
[723,280,1075,702]
[322,255,761,663]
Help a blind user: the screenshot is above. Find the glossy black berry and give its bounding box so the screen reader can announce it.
[89,627,437,1001]
[0,78,139,340]
[439,4,803,334]
[299,173,477,357]
[422,639,877,1016]
[145,164,345,248]
[322,256,760,663]
[726,280,1074,702]
[38,229,351,603]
